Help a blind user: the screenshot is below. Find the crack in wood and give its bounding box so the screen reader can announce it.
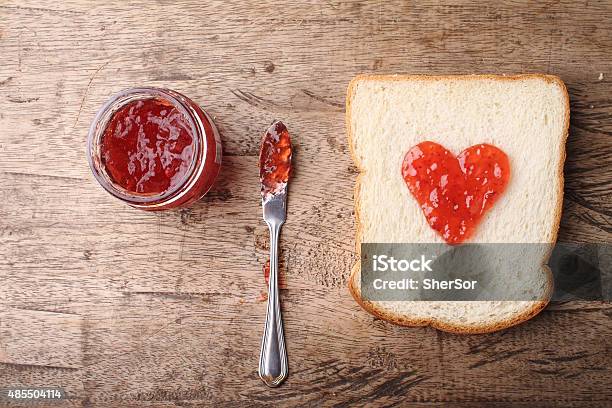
[0,362,80,371]
[123,291,233,300]
[7,95,39,103]
[0,5,85,16]
[73,59,112,129]
[1,171,86,182]
[301,89,345,109]
[565,192,612,218]
[230,88,280,110]
[0,76,14,86]
[10,307,80,316]
[469,348,530,369]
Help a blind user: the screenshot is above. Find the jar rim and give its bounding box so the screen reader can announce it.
[87,87,206,206]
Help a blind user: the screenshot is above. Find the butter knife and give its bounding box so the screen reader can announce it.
[258,120,292,387]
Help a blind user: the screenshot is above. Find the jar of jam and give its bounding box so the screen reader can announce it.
[87,87,222,210]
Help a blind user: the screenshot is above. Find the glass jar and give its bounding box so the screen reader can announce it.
[87,87,222,210]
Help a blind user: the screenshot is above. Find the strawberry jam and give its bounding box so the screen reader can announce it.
[88,88,222,210]
[263,259,287,288]
[259,121,292,197]
[401,141,510,244]
[101,98,194,194]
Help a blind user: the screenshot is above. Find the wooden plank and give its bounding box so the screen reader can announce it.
[0,0,610,406]
[3,289,610,406]
[0,308,82,369]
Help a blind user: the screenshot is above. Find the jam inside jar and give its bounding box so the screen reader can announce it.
[88,88,222,210]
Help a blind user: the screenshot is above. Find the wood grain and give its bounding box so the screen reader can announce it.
[0,0,610,406]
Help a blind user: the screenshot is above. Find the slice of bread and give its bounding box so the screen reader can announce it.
[346,74,569,334]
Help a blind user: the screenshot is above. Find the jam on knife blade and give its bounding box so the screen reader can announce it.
[259,120,292,198]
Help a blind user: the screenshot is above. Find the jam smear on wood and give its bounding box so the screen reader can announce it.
[263,259,287,289]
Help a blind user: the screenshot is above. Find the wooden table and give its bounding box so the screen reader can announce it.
[1,1,610,406]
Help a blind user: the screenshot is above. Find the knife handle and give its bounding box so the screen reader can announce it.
[259,221,288,387]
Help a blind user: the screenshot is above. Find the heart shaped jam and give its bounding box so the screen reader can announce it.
[401,141,510,244]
